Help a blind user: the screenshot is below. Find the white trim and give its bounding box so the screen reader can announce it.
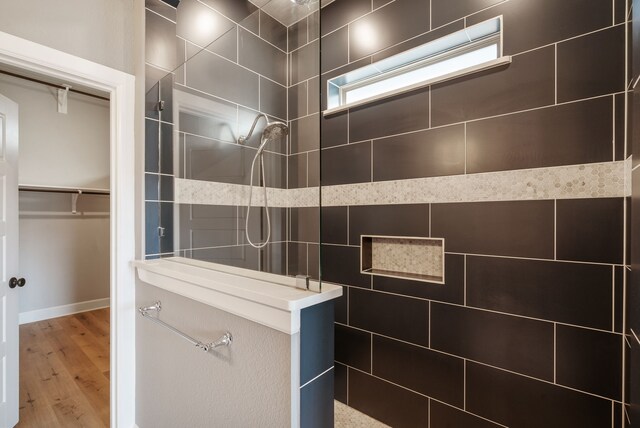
[324,56,512,116]
[0,31,137,428]
[19,298,110,325]
[133,257,343,335]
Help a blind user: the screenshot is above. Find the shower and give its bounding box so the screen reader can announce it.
[238,114,289,249]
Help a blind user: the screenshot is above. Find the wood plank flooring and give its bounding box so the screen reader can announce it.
[17,308,110,428]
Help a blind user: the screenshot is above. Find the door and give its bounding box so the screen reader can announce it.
[0,94,19,427]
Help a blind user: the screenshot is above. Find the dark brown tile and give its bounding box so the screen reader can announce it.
[291,39,319,85]
[291,207,320,243]
[335,324,371,371]
[373,254,464,304]
[431,200,555,259]
[373,125,465,181]
[238,27,287,85]
[348,0,429,62]
[145,119,159,173]
[466,97,614,173]
[431,46,555,126]
[630,170,640,335]
[556,325,622,400]
[308,150,319,187]
[177,0,235,48]
[198,0,257,24]
[288,81,307,120]
[431,0,503,28]
[373,336,463,406]
[348,204,429,245]
[321,141,371,186]
[615,93,626,161]
[189,245,260,270]
[259,10,287,51]
[334,363,347,403]
[176,93,237,143]
[350,288,429,345]
[466,256,614,330]
[349,87,430,142]
[321,26,349,73]
[431,304,555,380]
[321,206,348,245]
[615,266,624,333]
[466,362,613,428]
[145,10,177,71]
[556,198,624,264]
[288,16,307,52]
[287,152,307,189]
[557,25,626,103]
[308,243,319,279]
[185,49,259,109]
[430,401,503,428]
[321,111,348,148]
[182,134,252,184]
[261,242,287,275]
[287,242,307,277]
[321,244,371,288]
[334,286,347,324]
[467,0,612,55]
[160,122,173,174]
[259,77,287,120]
[178,204,237,250]
[291,113,320,153]
[320,0,371,36]
[348,369,429,428]
[371,19,465,63]
[308,76,320,114]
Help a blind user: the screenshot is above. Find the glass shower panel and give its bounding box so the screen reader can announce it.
[145,0,321,280]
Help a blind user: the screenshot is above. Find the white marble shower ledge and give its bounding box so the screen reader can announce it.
[133,257,342,335]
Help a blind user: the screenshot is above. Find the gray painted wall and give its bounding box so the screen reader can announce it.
[0,0,136,74]
[136,282,293,428]
[19,193,110,314]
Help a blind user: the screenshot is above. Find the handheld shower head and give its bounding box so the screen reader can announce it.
[238,114,289,156]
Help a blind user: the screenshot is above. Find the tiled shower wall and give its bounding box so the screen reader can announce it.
[320,0,632,426]
[628,0,640,423]
[144,0,321,276]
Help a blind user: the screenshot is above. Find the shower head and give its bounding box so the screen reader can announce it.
[262,121,289,140]
[238,114,289,149]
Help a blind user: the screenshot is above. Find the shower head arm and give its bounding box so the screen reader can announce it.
[238,113,269,144]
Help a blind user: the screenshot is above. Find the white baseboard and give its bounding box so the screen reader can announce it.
[19,297,110,325]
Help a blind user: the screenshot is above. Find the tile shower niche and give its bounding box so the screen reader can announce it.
[360,236,445,284]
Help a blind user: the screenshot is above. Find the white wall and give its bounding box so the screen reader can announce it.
[0,0,135,74]
[18,193,110,315]
[0,74,110,189]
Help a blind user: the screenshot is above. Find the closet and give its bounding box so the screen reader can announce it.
[0,68,112,427]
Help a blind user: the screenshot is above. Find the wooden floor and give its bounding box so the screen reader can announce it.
[17,308,110,428]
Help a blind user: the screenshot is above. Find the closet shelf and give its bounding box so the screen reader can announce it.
[18,184,110,195]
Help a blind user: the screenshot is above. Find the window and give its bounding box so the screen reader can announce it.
[324,16,510,115]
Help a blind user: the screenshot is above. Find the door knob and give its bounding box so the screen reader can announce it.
[9,277,25,289]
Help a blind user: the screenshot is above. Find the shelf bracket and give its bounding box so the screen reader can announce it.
[57,84,71,114]
[71,190,82,214]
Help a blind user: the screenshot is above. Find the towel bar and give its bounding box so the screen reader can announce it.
[138,301,232,352]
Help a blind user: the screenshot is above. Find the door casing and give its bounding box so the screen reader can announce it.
[0,31,138,427]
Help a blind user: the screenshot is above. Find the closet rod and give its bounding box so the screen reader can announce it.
[19,186,109,196]
[0,69,110,101]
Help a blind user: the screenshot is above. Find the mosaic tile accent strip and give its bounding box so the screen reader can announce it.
[175,178,320,207]
[322,161,627,206]
[335,401,390,428]
[369,237,444,281]
[175,161,627,208]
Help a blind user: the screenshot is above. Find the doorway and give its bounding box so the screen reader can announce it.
[0,69,111,426]
[0,31,136,428]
